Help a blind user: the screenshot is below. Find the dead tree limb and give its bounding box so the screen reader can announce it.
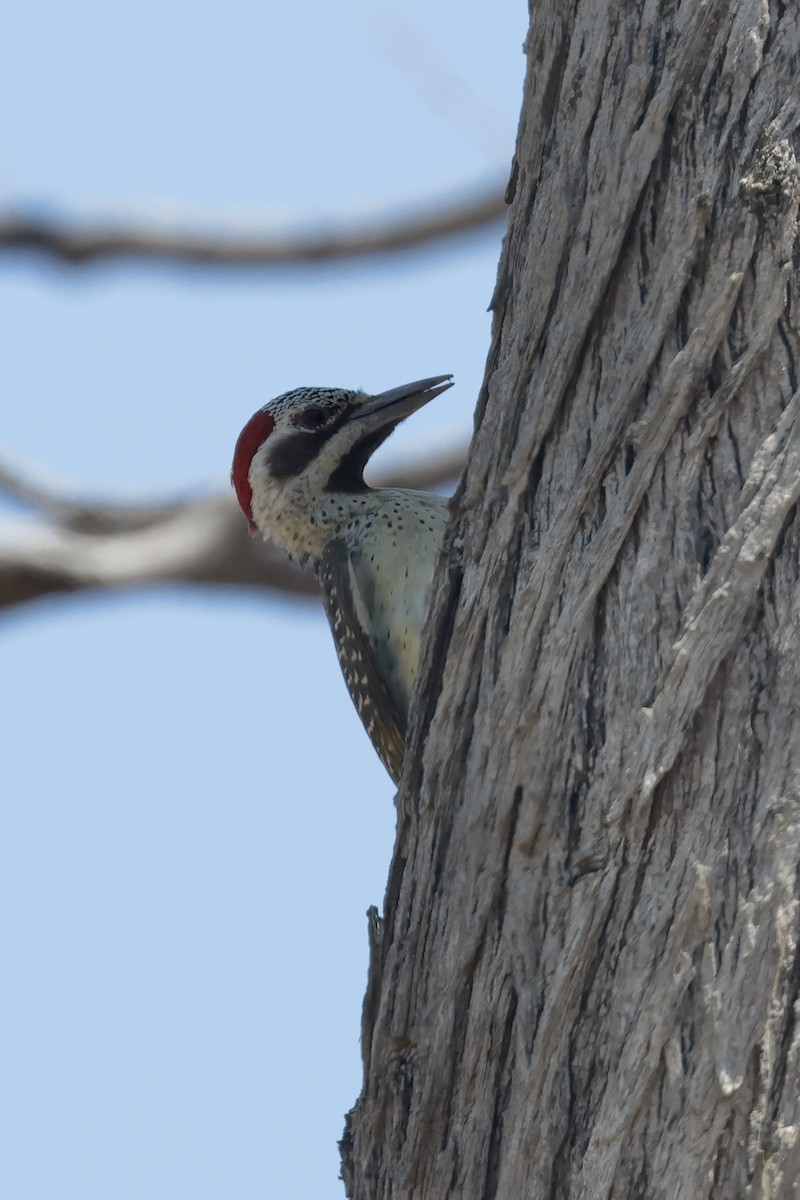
[0,444,466,611]
[0,182,505,271]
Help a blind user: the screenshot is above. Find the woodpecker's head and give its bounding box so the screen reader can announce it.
[231,374,453,561]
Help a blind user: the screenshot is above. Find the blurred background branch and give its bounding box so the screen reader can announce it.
[0,442,467,611]
[0,180,505,270]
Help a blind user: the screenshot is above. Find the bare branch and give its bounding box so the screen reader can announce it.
[0,182,506,270]
[0,497,318,611]
[0,443,467,613]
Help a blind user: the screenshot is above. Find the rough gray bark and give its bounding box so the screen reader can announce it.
[343,3,800,1198]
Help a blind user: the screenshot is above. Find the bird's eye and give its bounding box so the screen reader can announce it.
[295,405,329,431]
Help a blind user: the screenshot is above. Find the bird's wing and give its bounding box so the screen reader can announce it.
[318,538,406,784]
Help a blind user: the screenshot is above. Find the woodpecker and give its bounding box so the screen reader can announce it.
[231,375,454,783]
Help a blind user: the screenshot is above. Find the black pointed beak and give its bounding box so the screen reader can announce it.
[354,374,454,425]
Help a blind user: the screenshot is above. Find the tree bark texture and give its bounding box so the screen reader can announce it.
[343,2,800,1198]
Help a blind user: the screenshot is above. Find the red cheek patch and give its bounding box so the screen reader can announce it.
[231,409,275,534]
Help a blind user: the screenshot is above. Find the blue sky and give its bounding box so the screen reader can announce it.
[0,3,525,1197]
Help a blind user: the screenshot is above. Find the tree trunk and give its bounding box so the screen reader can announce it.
[342,3,800,1197]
